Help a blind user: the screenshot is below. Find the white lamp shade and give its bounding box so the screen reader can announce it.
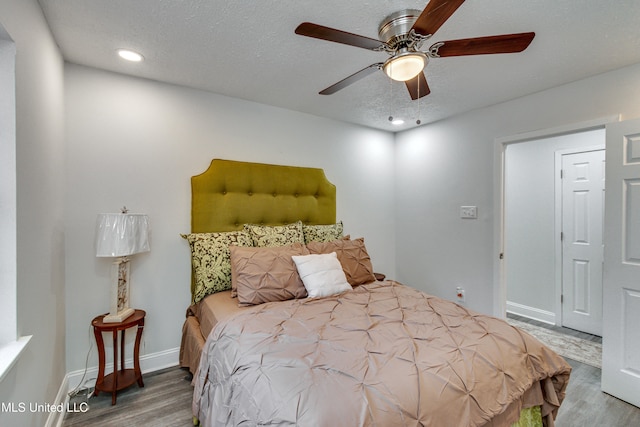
[383,52,426,82]
[96,213,150,257]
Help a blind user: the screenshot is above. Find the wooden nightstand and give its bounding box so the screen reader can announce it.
[92,309,145,405]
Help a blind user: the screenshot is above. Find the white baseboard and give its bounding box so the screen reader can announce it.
[44,374,69,427]
[506,301,556,325]
[46,347,180,427]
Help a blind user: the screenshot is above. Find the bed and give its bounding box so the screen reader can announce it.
[180,159,571,427]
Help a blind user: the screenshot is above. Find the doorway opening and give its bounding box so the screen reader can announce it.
[495,117,614,335]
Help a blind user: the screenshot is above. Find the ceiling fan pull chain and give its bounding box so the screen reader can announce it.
[416,76,422,125]
[389,70,393,123]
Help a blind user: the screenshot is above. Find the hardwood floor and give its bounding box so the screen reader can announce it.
[64,355,640,426]
[63,367,193,426]
[507,314,640,425]
[556,358,640,426]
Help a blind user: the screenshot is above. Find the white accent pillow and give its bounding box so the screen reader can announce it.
[291,252,352,298]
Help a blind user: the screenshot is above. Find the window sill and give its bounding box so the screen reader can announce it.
[0,335,32,383]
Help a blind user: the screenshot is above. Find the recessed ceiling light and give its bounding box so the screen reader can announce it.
[117,49,144,62]
[391,118,405,125]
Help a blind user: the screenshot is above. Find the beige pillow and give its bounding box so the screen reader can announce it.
[182,231,254,303]
[243,221,304,247]
[302,221,344,244]
[306,237,377,287]
[230,243,309,306]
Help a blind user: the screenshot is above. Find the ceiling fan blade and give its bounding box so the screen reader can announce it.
[431,32,535,57]
[405,72,430,100]
[295,22,385,51]
[412,0,466,36]
[319,64,382,95]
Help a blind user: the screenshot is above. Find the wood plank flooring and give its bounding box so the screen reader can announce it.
[64,341,640,426]
[508,314,640,425]
[63,367,193,426]
[556,358,640,426]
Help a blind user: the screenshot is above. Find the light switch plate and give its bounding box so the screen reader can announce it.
[460,206,478,219]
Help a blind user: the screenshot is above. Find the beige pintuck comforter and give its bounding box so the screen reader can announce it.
[193,281,571,427]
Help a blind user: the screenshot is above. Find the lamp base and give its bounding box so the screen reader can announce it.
[103,307,135,323]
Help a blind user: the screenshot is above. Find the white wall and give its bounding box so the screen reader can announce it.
[0,1,66,426]
[64,64,396,373]
[504,129,604,320]
[395,62,640,316]
[0,22,16,347]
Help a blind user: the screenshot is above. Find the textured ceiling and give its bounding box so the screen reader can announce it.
[38,0,640,132]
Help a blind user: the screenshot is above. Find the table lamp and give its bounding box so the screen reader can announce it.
[95,208,150,323]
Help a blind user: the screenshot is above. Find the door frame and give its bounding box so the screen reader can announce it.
[554,146,605,329]
[493,115,619,319]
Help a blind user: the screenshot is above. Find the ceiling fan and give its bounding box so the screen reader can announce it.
[295,0,535,100]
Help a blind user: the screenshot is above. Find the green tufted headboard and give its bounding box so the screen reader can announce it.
[188,159,336,299]
[191,159,336,232]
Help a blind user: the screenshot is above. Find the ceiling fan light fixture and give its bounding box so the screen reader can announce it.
[383,50,426,82]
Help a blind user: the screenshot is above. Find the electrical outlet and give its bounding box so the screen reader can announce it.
[460,206,478,219]
[456,286,465,302]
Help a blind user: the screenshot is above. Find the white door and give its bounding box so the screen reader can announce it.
[561,149,605,336]
[602,118,640,407]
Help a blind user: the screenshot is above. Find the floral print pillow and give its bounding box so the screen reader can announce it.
[302,221,344,244]
[243,221,305,247]
[182,231,253,303]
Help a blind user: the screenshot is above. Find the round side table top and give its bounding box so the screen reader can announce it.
[92,309,146,330]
